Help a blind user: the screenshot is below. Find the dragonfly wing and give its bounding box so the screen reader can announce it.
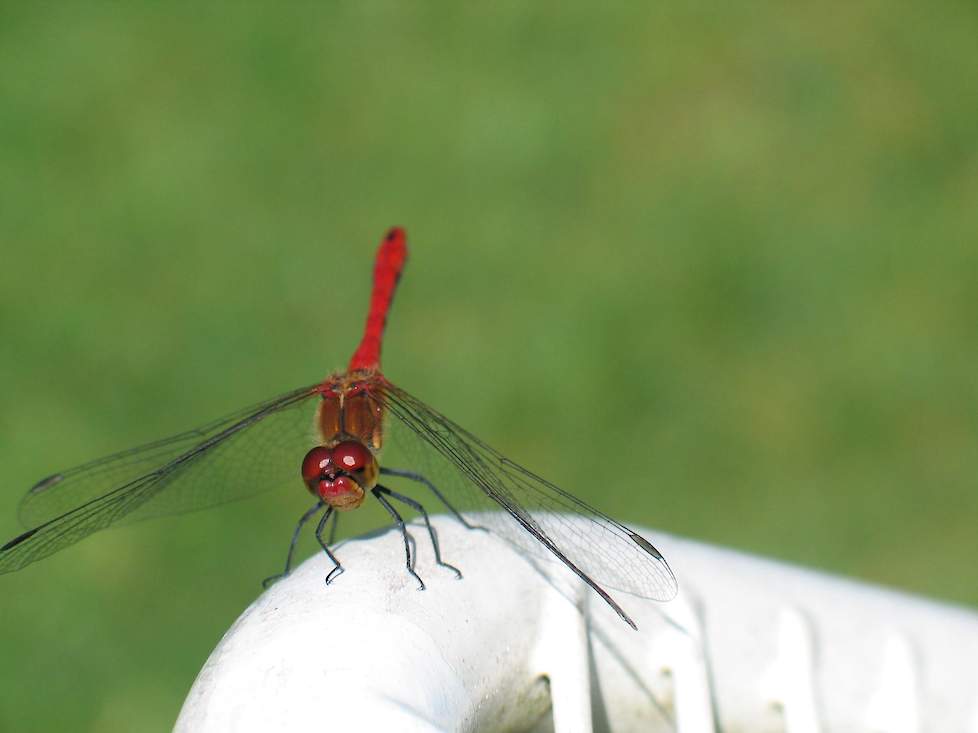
[377,383,678,604]
[120,386,321,523]
[2,385,321,574]
[19,386,316,528]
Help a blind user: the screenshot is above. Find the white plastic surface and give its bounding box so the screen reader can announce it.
[176,515,978,732]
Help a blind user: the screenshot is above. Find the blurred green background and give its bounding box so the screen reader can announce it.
[2,3,977,730]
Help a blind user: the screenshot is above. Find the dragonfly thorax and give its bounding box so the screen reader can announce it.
[316,371,386,451]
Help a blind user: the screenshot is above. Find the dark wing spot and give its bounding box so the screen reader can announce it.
[1,527,39,552]
[629,532,665,561]
[30,474,64,494]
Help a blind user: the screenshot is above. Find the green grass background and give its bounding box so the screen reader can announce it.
[1,4,976,730]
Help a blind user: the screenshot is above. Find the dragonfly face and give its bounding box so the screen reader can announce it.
[300,441,378,511]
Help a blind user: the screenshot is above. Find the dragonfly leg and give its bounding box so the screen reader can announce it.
[261,500,325,589]
[314,507,344,585]
[379,466,486,531]
[372,485,425,590]
[325,508,340,546]
[374,485,463,579]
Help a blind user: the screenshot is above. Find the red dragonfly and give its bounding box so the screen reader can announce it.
[1,229,677,628]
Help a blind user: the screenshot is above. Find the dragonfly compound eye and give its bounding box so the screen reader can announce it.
[332,441,371,472]
[301,446,333,484]
[333,440,379,493]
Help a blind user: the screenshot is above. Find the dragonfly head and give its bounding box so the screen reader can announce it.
[300,440,378,511]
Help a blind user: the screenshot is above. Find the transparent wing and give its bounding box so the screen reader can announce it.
[1,385,321,574]
[18,386,318,528]
[376,382,678,610]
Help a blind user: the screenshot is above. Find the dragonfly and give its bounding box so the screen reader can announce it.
[1,228,677,629]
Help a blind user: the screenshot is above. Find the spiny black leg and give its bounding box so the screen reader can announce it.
[262,500,324,588]
[375,485,462,579]
[372,485,425,590]
[326,508,340,546]
[380,466,485,531]
[314,507,344,585]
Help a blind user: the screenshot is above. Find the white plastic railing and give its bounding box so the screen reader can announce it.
[175,515,978,732]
